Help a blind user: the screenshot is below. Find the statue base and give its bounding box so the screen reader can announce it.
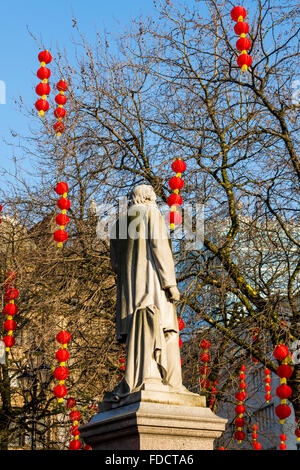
[79,385,227,450]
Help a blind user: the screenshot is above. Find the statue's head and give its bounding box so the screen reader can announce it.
[130,184,157,206]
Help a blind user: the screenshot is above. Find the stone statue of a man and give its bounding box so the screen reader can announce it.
[107,184,187,401]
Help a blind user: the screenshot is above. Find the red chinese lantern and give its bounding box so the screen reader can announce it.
[200,352,210,362]
[53,121,65,134]
[57,80,68,92]
[53,229,68,243]
[276,364,293,379]
[276,384,292,400]
[67,397,77,409]
[54,107,66,119]
[179,337,183,348]
[35,51,52,116]
[237,54,252,69]
[70,425,80,436]
[56,330,71,344]
[200,340,210,349]
[35,82,51,96]
[35,98,49,114]
[38,50,52,64]
[54,366,69,381]
[171,159,187,173]
[3,304,18,316]
[53,384,68,398]
[83,445,92,450]
[56,348,70,362]
[53,80,68,137]
[55,213,70,226]
[55,94,68,105]
[4,288,19,301]
[234,21,249,35]
[3,336,16,348]
[169,176,184,191]
[236,37,251,51]
[273,345,289,361]
[275,404,291,422]
[167,193,183,207]
[69,439,82,450]
[231,6,247,22]
[37,67,51,80]
[235,417,245,427]
[69,410,81,421]
[55,181,69,195]
[235,391,247,402]
[253,441,262,450]
[57,197,71,211]
[4,319,17,331]
[234,430,245,441]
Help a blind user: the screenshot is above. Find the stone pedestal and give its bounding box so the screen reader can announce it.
[79,386,227,450]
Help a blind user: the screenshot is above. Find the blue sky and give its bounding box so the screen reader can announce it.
[0,0,159,187]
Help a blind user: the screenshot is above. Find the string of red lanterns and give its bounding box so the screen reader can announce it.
[279,433,287,451]
[231,6,252,73]
[53,330,71,403]
[234,364,247,444]
[53,80,68,137]
[273,345,292,425]
[119,355,126,373]
[178,317,185,366]
[295,418,300,443]
[2,271,18,352]
[167,159,186,230]
[35,50,52,116]
[199,339,211,391]
[252,424,262,450]
[264,368,272,404]
[209,380,217,409]
[54,181,70,247]
[67,397,82,450]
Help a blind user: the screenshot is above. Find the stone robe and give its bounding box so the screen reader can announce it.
[110,203,179,341]
[108,203,183,398]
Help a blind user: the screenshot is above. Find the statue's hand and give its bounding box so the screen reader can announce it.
[167,286,180,302]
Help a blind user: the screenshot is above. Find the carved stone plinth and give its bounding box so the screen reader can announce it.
[79,386,227,450]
